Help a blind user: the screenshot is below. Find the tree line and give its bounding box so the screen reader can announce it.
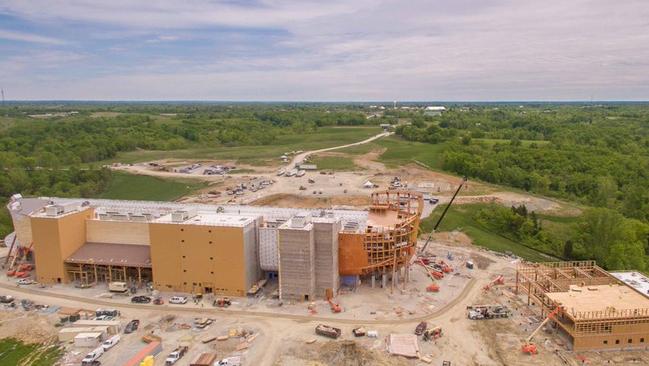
[396,105,649,270]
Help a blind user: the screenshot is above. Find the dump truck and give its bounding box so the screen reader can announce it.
[315,324,341,339]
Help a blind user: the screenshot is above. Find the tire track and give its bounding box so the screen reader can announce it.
[0,278,477,326]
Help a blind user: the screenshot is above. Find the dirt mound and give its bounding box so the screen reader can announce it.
[319,341,407,366]
[0,313,58,344]
[251,194,370,209]
[278,340,408,366]
[431,231,473,247]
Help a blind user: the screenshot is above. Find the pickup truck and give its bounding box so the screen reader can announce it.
[165,346,188,365]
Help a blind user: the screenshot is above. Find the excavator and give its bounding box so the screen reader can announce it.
[483,275,505,291]
[521,306,561,355]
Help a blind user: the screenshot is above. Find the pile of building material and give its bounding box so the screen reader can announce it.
[387,333,420,358]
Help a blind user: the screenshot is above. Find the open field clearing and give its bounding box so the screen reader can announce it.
[309,153,358,171]
[96,126,381,166]
[98,172,208,201]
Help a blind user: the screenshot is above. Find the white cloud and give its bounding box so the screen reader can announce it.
[1,0,649,100]
[0,29,66,44]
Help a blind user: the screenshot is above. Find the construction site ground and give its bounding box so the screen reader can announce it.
[108,133,577,217]
[2,241,643,365]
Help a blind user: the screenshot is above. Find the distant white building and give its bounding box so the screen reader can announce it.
[424,106,446,116]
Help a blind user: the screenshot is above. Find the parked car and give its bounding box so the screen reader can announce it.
[216,356,241,366]
[131,296,151,304]
[0,295,14,303]
[429,197,439,204]
[415,321,427,336]
[124,319,140,334]
[169,296,188,304]
[81,347,104,364]
[16,278,34,285]
[102,335,120,351]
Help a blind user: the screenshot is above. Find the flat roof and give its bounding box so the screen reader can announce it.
[154,212,258,227]
[26,196,370,229]
[367,209,401,227]
[65,243,151,268]
[610,271,649,299]
[546,284,649,317]
[7,197,49,216]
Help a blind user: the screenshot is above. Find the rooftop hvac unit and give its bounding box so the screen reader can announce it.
[110,213,128,221]
[61,202,81,213]
[129,214,147,222]
[171,209,197,223]
[45,205,64,216]
[290,214,311,228]
[343,221,360,232]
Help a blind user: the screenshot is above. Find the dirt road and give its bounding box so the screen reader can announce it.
[287,131,392,170]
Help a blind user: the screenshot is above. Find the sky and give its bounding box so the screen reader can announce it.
[0,0,648,101]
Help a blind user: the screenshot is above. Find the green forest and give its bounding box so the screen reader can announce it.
[396,104,649,271]
[1,102,649,272]
[0,104,371,238]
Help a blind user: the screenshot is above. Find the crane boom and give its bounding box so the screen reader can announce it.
[526,307,561,343]
[420,176,467,254]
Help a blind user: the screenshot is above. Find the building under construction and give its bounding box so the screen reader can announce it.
[516,261,649,351]
[5,191,422,301]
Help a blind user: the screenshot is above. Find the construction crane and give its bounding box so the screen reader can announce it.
[420,176,467,254]
[521,306,561,355]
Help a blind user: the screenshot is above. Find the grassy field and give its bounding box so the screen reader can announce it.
[97,172,207,201]
[375,137,448,169]
[0,339,62,366]
[310,155,358,171]
[95,126,381,166]
[336,135,449,169]
[421,203,561,262]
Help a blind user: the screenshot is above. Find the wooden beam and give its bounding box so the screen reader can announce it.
[574,267,592,279]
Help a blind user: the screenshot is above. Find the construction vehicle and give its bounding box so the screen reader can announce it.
[165,346,188,365]
[420,176,467,254]
[422,326,443,341]
[438,260,453,273]
[108,282,128,293]
[328,299,342,313]
[315,324,341,339]
[213,297,231,308]
[522,307,561,355]
[352,327,366,337]
[467,305,511,320]
[415,321,427,336]
[483,275,505,291]
[426,283,440,292]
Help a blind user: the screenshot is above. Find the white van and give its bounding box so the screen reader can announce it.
[82,346,104,364]
[102,334,120,351]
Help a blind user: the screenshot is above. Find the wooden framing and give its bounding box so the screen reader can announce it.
[516,261,649,351]
[356,191,423,277]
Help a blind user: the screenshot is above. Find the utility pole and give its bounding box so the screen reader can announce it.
[1,88,4,107]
